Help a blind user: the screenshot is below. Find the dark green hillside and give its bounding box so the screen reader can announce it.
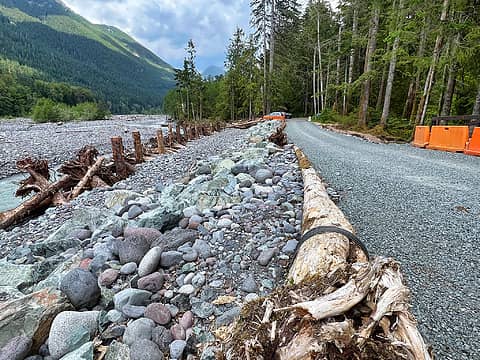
[0,0,175,113]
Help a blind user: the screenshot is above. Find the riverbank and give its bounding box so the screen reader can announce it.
[0,121,304,359]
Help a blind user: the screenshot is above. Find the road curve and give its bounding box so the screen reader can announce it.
[286,119,480,360]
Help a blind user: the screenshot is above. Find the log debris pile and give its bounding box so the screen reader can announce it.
[228,118,264,129]
[0,146,124,230]
[219,148,432,360]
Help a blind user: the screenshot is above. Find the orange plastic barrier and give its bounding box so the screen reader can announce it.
[465,127,480,156]
[427,126,469,152]
[412,126,430,148]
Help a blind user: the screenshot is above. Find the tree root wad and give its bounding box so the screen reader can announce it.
[0,145,132,230]
[221,258,432,360]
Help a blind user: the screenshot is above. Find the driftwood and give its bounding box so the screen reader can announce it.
[220,146,432,360]
[268,121,288,147]
[1,146,123,229]
[228,119,263,129]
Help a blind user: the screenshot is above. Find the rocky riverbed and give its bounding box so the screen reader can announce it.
[0,115,168,179]
[0,121,304,360]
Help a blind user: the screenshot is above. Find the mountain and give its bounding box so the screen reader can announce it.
[203,65,224,78]
[0,0,175,113]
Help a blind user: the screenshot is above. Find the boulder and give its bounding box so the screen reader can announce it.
[117,228,161,264]
[152,228,197,250]
[0,288,71,351]
[0,336,32,360]
[130,339,164,360]
[105,190,141,209]
[105,341,130,360]
[138,247,163,277]
[60,269,100,309]
[59,341,93,360]
[160,251,183,268]
[98,269,119,288]
[113,289,152,312]
[123,318,156,346]
[48,311,99,359]
[138,272,164,292]
[0,260,35,290]
[145,303,171,325]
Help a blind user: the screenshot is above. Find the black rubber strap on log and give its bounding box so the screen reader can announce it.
[300,226,370,261]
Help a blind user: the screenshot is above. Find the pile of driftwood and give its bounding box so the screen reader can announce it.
[217,146,432,359]
[0,146,130,230]
[228,118,264,129]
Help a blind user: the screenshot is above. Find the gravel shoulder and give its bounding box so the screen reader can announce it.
[0,115,169,179]
[286,119,480,360]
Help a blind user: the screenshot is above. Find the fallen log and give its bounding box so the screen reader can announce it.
[0,175,72,229]
[69,156,105,200]
[220,147,432,360]
[1,146,124,229]
[228,119,263,129]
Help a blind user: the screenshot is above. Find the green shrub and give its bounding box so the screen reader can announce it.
[32,98,63,122]
[72,102,109,120]
[312,109,341,124]
[32,99,109,122]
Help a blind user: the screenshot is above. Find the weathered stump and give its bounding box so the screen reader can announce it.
[111,136,128,179]
[157,130,166,154]
[132,130,144,163]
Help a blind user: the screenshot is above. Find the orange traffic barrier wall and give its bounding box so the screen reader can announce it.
[465,127,480,156]
[412,126,430,148]
[427,126,469,152]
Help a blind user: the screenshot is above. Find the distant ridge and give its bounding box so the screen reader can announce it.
[203,65,224,78]
[0,0,175,113]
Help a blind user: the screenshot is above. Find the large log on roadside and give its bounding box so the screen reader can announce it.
[220,147,432,360]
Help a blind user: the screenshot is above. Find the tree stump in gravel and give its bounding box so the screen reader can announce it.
[220,147,433,360]
[168,124,174,147]
[176,124,182,144]
[132,130,144,163]
[156,130,166,154]
[111,137,129,179]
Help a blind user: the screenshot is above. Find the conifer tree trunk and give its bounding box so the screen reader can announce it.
[380,0,404,127]
[347,6,358,113]
[313,48,317,115]
[473,84,480,116]
[441,33,460,117]
[358,5,380,128]
[416,0,450,125]
[317,2,325,111]
[269,0,276,75]
[334,25,342,112]
[342,60,348,115]
[380,37,400,127]
[405,20,428,121]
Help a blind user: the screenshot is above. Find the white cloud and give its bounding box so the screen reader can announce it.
[63,0,251,70]
[63,0,339,70]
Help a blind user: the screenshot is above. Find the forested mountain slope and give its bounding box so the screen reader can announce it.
[0,0,175,113]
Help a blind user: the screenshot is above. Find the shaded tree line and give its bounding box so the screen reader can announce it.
[164,0,480,137]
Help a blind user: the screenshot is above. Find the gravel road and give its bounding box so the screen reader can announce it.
[286,119,480,360]
[0,115,169,179]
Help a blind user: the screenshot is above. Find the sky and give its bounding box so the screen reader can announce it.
[63,0,339,72]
